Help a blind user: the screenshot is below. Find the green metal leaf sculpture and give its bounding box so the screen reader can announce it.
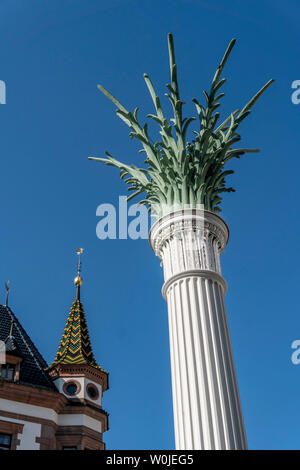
[89,34,273,217]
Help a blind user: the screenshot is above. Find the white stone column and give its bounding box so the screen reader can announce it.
[149,209,247,450]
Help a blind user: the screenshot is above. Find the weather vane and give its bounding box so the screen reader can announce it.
[4,280,10,307]
[76,248,84,275]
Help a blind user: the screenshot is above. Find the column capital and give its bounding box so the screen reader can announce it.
[149,209,229,259]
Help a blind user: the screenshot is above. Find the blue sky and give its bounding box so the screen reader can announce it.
[0,0,299,450]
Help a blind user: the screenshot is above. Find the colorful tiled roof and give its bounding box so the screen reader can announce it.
[49,299,101,369]
[0,305,55,390]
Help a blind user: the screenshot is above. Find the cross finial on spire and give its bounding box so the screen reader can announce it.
[5,281,10,307]
[74,248,83,300]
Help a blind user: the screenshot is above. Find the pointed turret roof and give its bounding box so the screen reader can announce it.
[0,305,55,390]
[50,299,101,368]
[49,249,103,370]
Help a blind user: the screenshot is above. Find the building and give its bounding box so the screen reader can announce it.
[0,253,109,450]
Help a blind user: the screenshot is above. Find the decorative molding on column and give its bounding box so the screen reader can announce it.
[149,208,229,280]
[150,209,229,254]
[162,269,227,299]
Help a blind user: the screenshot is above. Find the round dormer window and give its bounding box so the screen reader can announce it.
[86,383,99,400]
[63,380,80,396]
[66,383,77,395]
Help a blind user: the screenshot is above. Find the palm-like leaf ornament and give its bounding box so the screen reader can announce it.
[89,34,273,217]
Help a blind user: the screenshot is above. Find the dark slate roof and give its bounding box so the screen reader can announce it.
[0,305,56,390]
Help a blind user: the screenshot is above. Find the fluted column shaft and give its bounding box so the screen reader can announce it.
[149,209,247,450]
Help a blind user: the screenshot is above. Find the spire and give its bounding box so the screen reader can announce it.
[49,249,102,370]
